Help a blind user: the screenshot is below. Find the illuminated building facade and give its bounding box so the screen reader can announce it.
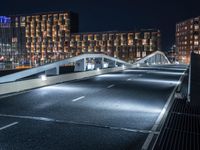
[0,11,161,67]
[70,30,161,62]
[0,16,11,28]
[10,11,78,65]
[0,16,15,63]
[176,16,200,64]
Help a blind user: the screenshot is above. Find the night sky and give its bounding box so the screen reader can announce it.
[0,0,200,51]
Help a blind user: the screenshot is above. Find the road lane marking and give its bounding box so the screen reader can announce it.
[127,78,132,81]
[0,122,19,131]
[0,91,30,100]
[72,96,85,102]
[0,113,159,134]
[107,84,115,89]
[0,114,54,122]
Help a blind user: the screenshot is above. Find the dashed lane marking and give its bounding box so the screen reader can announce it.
[0,122,19,131]
[0,113,158,134]
[107,84,115,89]
[72,96,85,102]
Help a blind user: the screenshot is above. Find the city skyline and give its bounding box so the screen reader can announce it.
[0,0,199,51]
[0,11,161,65]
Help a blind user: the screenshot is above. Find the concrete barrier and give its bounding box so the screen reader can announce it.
[188,52,200,106]
[0,67,125,95]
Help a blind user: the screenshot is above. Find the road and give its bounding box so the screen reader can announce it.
[0,65,186,150]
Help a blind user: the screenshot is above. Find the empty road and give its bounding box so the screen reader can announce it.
[0,65,186,150]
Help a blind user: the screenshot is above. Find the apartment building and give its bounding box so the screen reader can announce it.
[0,11,161,67]
[176,16,200,64]
[10,11,78,65]
[70,30,161,62]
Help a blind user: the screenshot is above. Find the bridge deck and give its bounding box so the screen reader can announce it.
[0,64,186,150]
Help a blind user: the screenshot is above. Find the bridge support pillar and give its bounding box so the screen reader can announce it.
[94,58,103,69]
[101,58,116,68]
[74,58,86,72]
[45,66,60,76]
[107,59,116,68]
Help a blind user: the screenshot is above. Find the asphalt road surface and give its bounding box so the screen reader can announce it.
[0,65,187,150]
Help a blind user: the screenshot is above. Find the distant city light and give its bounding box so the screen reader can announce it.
[0,16,11,23]
[0,56,4,61]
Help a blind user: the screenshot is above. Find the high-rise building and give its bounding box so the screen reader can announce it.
[176,16,200,64]
[10,11,78,65]
[70,30,161,62]
[0,16,11,60]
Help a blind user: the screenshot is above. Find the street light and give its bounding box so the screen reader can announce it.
[40,74,47,81]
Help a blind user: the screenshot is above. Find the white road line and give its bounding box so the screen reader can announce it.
[0,113,159,134]
[72,96,85,102]
[0,114,54,122]
[127,78,132,81]
[0,91,30,100]
[107,84,115,89]
[0,122,19,131]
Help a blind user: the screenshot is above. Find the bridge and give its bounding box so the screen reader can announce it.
[0,51,169,84]
[0,51,190,150]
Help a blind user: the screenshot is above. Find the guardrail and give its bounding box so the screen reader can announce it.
[0,51,171,95]
[0,67,126,95]
[147,68,188,150]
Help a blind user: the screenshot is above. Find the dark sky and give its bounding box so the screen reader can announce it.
[0,0,200,50]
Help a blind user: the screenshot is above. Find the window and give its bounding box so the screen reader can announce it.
[142,52,146,57]
[194,25,199,30]
[194,41,199,46]
[137,52,140,57]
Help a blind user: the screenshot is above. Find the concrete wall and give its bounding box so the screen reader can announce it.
[0,67,125,95]
[189,52,200,106]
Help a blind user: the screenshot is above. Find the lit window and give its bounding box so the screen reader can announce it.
[194,41,199,46]
[137,52,140,57]
[142,52,146,57]
[184,36,187,40]
[142,39,147,45]
[194,25,199,30]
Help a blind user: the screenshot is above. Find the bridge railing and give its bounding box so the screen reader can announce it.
[0,53,131,83]
[135,51,170,66]
[0,51,170,83]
